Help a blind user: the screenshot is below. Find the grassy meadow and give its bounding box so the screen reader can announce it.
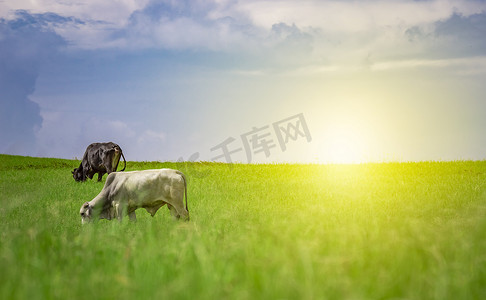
[0,154,485,299]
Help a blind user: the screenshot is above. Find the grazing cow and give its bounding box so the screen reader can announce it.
[72,142,126,182]
[79,169,189,224]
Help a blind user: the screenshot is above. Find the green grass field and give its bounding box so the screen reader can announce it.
[1,154,485,299]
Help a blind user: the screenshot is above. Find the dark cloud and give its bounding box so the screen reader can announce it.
[123,0,233,31]
[7,9,85,29]
[132,0,219,21]
[267,22,314,66]
[116,0,251,51]
[434,12,486,57]
[405,12,486,59]
[404,25,426,42]
[0,10,66,155]
[271,23,313,50]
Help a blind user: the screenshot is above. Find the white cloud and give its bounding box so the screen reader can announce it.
[370,56,486,74]
[234,0,486,32]
[3,0,486,79]
[3,0,486,57]
[0,0,149,49]
[0,0,149,26]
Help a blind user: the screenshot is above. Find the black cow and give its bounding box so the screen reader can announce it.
[72,142,126,182]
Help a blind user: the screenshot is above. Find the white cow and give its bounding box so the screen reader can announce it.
[79,169,189,224]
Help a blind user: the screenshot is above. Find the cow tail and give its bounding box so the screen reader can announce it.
[120,151,126,171]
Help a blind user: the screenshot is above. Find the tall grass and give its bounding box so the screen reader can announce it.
[0,154,485,299]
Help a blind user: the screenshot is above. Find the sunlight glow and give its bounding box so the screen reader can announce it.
[324,125,368,164]
[312,105,374,164]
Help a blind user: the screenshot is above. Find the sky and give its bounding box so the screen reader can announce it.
[1,0,485,163]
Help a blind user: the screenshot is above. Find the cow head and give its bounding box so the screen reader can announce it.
[72,168,85,182]
[80,202,93,224]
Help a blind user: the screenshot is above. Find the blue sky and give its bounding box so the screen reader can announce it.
[1,0,486,163]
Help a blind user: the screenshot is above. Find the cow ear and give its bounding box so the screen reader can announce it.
[83,202,90,208]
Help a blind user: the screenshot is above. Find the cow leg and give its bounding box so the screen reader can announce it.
[115,203,126,222]
[97,172,103,181]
